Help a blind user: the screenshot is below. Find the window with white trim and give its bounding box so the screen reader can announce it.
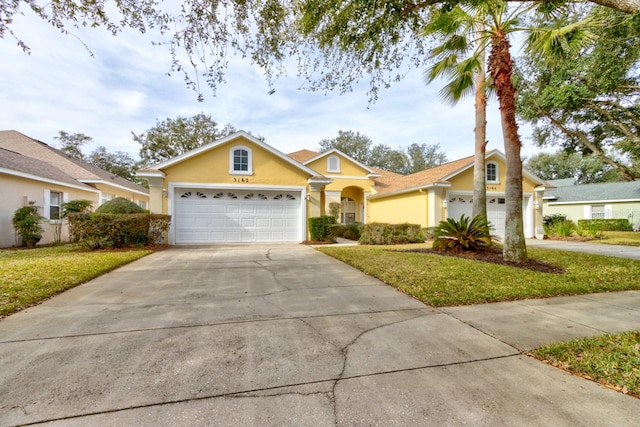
[49,191,62,220]
[101,192,115,205]
[327,155,340,173]
[137,200,148,210]
[230,145,252,175]
[591,205,605,219]
[486,162,499,183]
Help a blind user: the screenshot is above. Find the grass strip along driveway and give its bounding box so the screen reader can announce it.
[0,244,152,318]
[319,243,640,397]
[318,244,640,306]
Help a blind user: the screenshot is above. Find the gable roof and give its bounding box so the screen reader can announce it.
[0,130,148,195]
[370,150,547,198]
[0,147,98,192]
[302,149,378,175]
[287,149,319,163]
[546,180,640,203]
[140,131,322,178]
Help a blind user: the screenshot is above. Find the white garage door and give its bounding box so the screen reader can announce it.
[174,188,301,244]
[446,194,506,238]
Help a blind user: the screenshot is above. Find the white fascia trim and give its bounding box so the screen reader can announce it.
[136,170,166,179]
[303,148,375,174]
[368,182,452,200]
[309,177,333,185]
[548,198,640,205]
[0,167,100,193]
[169,182,307,192]
[324,174,372,180]
[439,149,545,186]
[148,131,320,177]
[79,179,149,197]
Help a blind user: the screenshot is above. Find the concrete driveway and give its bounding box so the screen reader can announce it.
[1,245,639,426]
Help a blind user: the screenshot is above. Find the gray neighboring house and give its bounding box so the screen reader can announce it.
[0,130,149,247]
[543,179,640,228]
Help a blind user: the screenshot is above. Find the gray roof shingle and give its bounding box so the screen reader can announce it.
[546,180,640,203]
[0,130,147,194]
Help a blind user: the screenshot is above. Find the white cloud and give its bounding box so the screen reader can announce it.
[0,10,544,165]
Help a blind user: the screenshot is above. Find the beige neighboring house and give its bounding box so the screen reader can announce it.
[0,130,149,247]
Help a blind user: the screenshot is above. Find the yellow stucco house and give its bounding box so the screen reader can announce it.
[138,131,548,244]
[0,130,149,247]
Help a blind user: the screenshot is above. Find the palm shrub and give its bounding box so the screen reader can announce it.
[432,215,496,253]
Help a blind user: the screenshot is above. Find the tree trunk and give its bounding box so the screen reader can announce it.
[472,22,488,220]
[489,31,527,263]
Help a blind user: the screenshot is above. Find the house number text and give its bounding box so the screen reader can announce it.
[486,186,497,191]
[233,177,250,183]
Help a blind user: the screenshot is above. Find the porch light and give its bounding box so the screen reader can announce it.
[162,189,168,198]
[306,193,312,201]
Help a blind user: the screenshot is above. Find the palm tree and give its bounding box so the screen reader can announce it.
[423,6,489,222]
[422,1,597,262]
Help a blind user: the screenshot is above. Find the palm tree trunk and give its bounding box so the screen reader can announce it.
[472,22,488,220]
[489,31,527,263]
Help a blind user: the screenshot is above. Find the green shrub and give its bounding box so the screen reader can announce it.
[331,222,363,241]
[577,219,632,232]
[12,204,44,247]
[95,197,145,214]
[432,215,496,253]
[359,222,424,245]
[68,213,171,249]
[543,214,567,235]
[308,216,336,241]
[63,199,94,242]
[553,219,575,237]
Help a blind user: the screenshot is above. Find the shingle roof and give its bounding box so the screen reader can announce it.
[0,147,94,190]
[287,149,319,163]
[373,155,474,195]
[546,180,640,203]
[0,130,147,194]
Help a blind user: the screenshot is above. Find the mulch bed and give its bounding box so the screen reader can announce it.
[402,247,565,274]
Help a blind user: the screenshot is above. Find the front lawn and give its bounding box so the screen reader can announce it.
[594,231,640,247]
[0,244,152,317]
[318,244,640,306]
[533,331,640,398]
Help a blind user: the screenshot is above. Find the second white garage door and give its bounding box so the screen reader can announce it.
[174,188,302,244]
[446,194,506,238]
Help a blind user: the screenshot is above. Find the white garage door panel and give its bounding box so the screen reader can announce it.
[447,194,506,238]
[174,189,301,243]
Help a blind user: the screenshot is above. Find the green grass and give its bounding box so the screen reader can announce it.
[533,331,640,397]
[593,231,640,247]
[318,243,640,306]
[0,244,152,317]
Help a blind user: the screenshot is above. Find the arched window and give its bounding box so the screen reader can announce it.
[486,162,499,183]
[229,145,252,175]
[327,155,340,173]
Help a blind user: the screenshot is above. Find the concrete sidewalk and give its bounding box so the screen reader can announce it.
[1,245,639,426]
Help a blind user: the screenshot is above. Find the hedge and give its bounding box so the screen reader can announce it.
[359,222,425,245]
[68,213,171,249]
[308,216,336,241]
[577,218,632,231]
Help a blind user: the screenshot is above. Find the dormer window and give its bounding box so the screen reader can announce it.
[230,145,252,175]
[327,155,340,173]
[486,161,499,184]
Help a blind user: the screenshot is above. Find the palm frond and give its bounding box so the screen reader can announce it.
[526,16,600,63]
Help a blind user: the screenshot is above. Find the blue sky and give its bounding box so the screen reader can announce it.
[0,10,541,164]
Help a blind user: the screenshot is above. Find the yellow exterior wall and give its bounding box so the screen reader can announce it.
[369,192,428,226]
[0,175,99,247]
[160,137,312,216]
[306,154,370,177]
[447,157,538,193]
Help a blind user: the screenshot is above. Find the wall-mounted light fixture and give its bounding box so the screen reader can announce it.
[305,193,312,201]
[442,199,447,208]
[162,189,168,198]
